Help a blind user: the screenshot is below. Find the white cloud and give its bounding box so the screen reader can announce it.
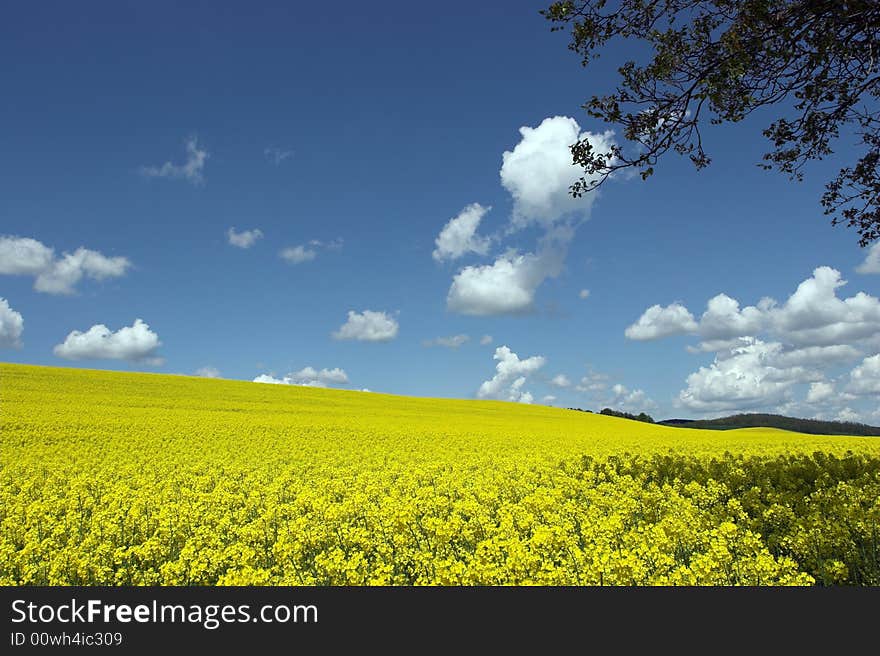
[0,236,54,275]
[575,369,609,393]
[432,203,491,262]
[773,344,862,368]
[195,366,221,378]
[227,227,263,249]
[630,267,880,414]
[280,245,317,264]
[542,395,557,404]
[34,248,130,295]
[333,310,399,342]
[424,334,470,349]
[447,227,571,316]
[480,335,493,346]
[856,242,880,274]
[686,337,754,353]
[500,116,615,229]
[630,267,880,348]
[625,303,698,340]
[280,239,342,264]
[264,146,293,165]
[677,338,821,413]
[579,289,590,300]
[698,294,768,340]
[0,298,24,348]
[53,319,161,362]
[836,407,863,423]
[769,267,880,346]
[448,252,543,315]
[253,366,349,387]
[608,383,656,411]
[440,116,617,317]
[846,354,880,396]
[0,236,130,295]
[141,136,208,184]
[289,366,349,387]
[477,345,545,403]
[253,374,286,384]
[505,376,535,404]
[561,364,653,410]
[806,381,836,404]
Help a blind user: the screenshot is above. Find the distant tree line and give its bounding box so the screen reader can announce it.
[659,413,880,437]
[567,407,655,424]
[565,409,880,436]
[600,408,655,424]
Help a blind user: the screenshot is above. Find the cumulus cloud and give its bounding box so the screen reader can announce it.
[477,345,546,403]
[289,366,349,387]
[677,338,822,413]
[195,366,221,378]
[424,334,469,349]
[53,319,161,362]
[698,294,768,341]
[542,395,557,404]
[630,267,880,348]
[253,366,349,387]
[608,383,657,411]
[447,252,547,316]
[227,227,263,249]
[575,369,609,394]
[625,303,698,340]
[34,248,130,295]
[280,245,317,264]
[856,242,880,274]
[686,337,754,354]
[769,267,880,346]
[0,236,55,275]
[846,354,880,396]
[310,367,347,384]
[280,239,342,264]
[433,203,492,262]
[505,376,535,404]
[579,289,590,300]
[141,136,208,184]
[629,267,880,415]
[773,344,862,368]
[806,381,836,404]
[480,335,493,346]
[550,363,652,411]
[836,407,863,423]
[500,116,615,229]
[253,374,287,384]
[333,310,399,342]
[447,227,571,316]
[439,116,615,316]
[0,298,24,348]
[0,236,130,295]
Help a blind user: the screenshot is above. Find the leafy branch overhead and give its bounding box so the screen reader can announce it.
[542,0,880,245]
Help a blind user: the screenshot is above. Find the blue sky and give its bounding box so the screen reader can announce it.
[3,1,880,421]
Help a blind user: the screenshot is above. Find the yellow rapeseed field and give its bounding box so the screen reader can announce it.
[2,363,879,585]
